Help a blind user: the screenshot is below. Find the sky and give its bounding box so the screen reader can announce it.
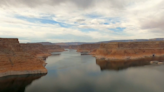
[0,0,164,43]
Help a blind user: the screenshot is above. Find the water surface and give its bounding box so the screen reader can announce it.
[1,49,164,92]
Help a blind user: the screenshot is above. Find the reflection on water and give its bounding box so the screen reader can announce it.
[1,49,164,92]
[96,57,164,71]
[96,59,149,71]
[0,74,46,92]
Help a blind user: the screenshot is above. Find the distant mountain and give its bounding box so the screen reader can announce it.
[149,38,164,41]
[97,39,149,43]
[31,38,164,46]
[96,38,164,44]
[54,42,87,46]
[36,42,53,45]
[36,42,87,46]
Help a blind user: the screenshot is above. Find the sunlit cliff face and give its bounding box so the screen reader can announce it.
[77,44,100,52]
[21,43,50,57]
[0,38,47,77]
[44,45,65,52]
[94,41,164,60]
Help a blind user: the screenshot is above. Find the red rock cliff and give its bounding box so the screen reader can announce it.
[76,44,100,53]
[44,45,65,52]
[21,43,50,58]
[69,45,79,49]
[94,41,164,60]
[0,38,47,77]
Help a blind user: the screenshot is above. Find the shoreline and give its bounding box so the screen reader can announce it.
[95,55,164,62]
[0,70,47,78]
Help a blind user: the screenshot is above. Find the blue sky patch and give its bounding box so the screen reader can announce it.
[109,27,126,32]
[15,15,73,28]
[79,28,98,32]
[104,23,109,25]
[105,17,121,24]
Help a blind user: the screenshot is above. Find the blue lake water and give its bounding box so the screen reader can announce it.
[1,49,164,92]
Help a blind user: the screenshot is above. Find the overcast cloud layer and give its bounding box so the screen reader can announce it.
[0,0,164,42]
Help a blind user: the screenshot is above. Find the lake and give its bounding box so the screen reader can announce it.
[1,49,164,92]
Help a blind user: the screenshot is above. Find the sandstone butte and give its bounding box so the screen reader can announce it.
[76,44,100,53]
[94,41,164,61]
[0,38,47,77]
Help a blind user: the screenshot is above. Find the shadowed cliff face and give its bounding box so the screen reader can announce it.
[0,38,47,77]
[96,57,164,71]
[95,41,164,60]
[0,74,46,92]
[77,44,100,52]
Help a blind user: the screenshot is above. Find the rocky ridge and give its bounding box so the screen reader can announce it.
[76,44,100,53]
[44,45,65,52]
[68,45,79,49]
[21,43,50,59]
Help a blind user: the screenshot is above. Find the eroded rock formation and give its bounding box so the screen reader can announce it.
[68,45,79,49]
[44,45,65,52]
[21,43,50,59]
[0,38,47,77]
[76,44,100,53]
[21,43,50,57]
[94,41,164,61]
[96,57,164,71]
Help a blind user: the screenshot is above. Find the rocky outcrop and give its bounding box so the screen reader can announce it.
[21,43,50,58]
[0,38,47,77]
[0,74,46,92]
[94,41,164,61]
[44,45,65,52]
[68,45,79,49]
[76,44,100,53]
[96,57,164,71]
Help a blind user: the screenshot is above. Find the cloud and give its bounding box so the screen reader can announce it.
[0,0,94,9]
[141,14,164,30]
[0,0,164,42]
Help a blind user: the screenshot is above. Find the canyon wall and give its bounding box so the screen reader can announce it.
[94,41,164,61]
[76,44,100,53]
[96,57,164,71]
[21,43,50,58]
[44,45,65,52]
[68,45,79,49]
[0,38,47,77]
